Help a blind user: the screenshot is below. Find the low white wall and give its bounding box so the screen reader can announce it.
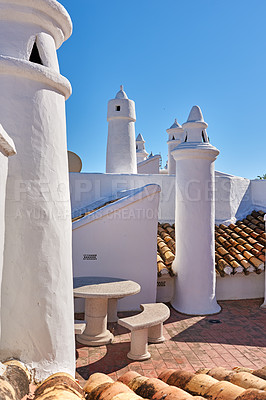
[70,173,175,224]
[215,173,252,224]
[216,273,265,301]
[137,156,160,174]
[72,184,160,311]
[156,273,265,303]
[251,179,266,213]
[157,275,174,303]
[70,172,266,225]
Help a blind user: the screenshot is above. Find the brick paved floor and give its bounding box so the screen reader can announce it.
[75,299,266,387]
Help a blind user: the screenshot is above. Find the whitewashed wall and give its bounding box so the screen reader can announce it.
[137,156,160,174]
[158,273,265,302]
[72,184,160,311]
[216,273,265,300]
[70,173,175,224]
[70,172,266,225]
[251,179,266,213]
[215,172,251,224]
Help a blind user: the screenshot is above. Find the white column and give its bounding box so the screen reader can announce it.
[171,106,221,315]
[166,119,184,175]
[261,214,266,308]
[0,0,75,380]
[0,126,16,341]
[136,134,148,164]
[167,139,181,174]
[106,86,137,174]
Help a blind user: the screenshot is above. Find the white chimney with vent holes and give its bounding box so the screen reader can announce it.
[171,106,221,315]
[106,86,137,174]
[0,0,75,380]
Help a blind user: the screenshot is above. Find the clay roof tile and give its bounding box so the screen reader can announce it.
[157,211,265,278]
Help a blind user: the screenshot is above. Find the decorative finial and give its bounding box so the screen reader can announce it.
[120,85,123,91]
[175,118,177,124]
[187,105,204,123]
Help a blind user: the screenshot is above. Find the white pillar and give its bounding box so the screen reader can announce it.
[261,214,266,308]
[166,119,184,175]
[136,133,148,164]
[171,106,221,315]
[0,0,75,380]
[0,126,16,341]
[106,86,137,174]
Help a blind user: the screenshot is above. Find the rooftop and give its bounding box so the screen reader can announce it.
[75,299,266,386]
[157,210,265,277]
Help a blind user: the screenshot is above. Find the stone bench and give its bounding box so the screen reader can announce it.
[118,303,170,360]
[74,320,86,335]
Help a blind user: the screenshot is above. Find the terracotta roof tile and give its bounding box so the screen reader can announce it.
[157,210,265,278]
[81,368,266,400]
[17,364,266,400]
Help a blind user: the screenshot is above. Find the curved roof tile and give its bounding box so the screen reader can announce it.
[157,210,265,277]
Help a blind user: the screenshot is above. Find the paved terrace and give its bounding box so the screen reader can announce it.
[75,299,266,387]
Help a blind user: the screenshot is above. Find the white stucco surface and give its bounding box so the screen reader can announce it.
[157,273,265,303]
[166,119,184,175]
[216,273,265,301]
[0,127,16,342]
[106,87,137,174]
[0,153,7,285]
[171,106,220,315]
[70,173,175,224]
[72,184,160,312]
[167,140,181,175]
[156,275,175,303]
[70,172,266,227]
[137,155,160,174]
[0,0,72,50]
[136,134,148,164]
[215,173,251,225]
[251,179,266,213]
[0,0,75,381]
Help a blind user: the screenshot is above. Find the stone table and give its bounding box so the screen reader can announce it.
[73,277,141,346]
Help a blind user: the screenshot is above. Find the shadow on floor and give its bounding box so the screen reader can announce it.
[167,299,266,347]
[76,341,132,380]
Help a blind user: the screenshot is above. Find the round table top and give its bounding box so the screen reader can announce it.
[73,276,141,299]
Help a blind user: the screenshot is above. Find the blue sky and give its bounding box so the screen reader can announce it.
[58,0,266,179]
